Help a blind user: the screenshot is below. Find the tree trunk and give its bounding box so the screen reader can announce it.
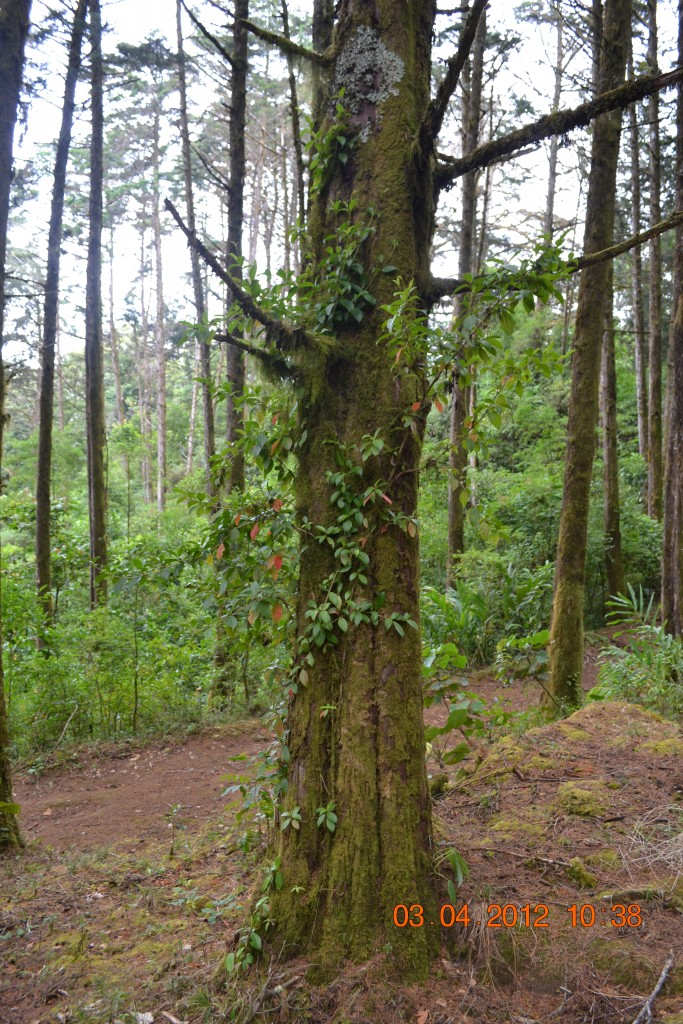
[647,0,663,519]
[35,0,86,631]
[186,339,199,475]
[544,3,564,240]
[601,265,626,600]
[547,0,630,709]
[152,101,166,513]
[225,0,248,494]
[176,0,215,498]
[85,0,107,609]
[273,0,438,978]
[138,220,152,504]
[108,225,124,426]
[0,0,31,854]
[628,46,647,463]
[662,0,683,638]
[447,8,485,586]
[280,0,305,233]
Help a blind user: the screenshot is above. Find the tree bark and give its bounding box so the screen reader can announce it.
[545,3,564,240]
[138,218,152,504]
[85,0,107,609]
[176,0,215,498]
[647,0,663,520]
[272,0,438,977]
[447,7,485,586]
[225,0,248,494]
[0,0,31,854]
[547,0,630,709]
[628,46,647,463]
[107,225,124,426]
[35,0,86,630]
[601,265,626,600]
[662,0,683,638]
[281,0,305,232]
[152,100,166,513]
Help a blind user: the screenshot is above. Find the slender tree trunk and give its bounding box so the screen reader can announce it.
[35,0,86,632]
[647,0,663,519]
[662,0,683,637]
[544,3,564,240]
[176,0,215,497]
[0,0,31,853]
[152,102,166,512]
[56,324,64,430]
[628,46,647,462]
[138,221,152,503]
[186,339,199,474]
[84,0,107,609]
[601,264,626,599]
[547,0,630,709]
[225,0,248,493]
[447,9,485,585]
[107,225,124,426]
[281,0,305,231]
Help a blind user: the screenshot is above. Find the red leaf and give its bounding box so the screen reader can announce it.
[250,523,260,541]
[380,525,388,534]
[381,493,392,504]
[248,608,257,625]
[271,439,281,454]
[273,554,283,571]
[411,401,421,412]
[435,399,444,413]
[272,603,283,623]
[216,542,225,560]
[272,414,279,425]
[234,513,241,526]
[272,498,283,512]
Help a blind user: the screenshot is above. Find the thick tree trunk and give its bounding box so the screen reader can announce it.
[547,0,630,709]
[225,0,248,494]
[0,0,31,853]
[35,0,86,631]
[647,0,663,519]
[152,102,166,512]
[447,9,485,585]
[662,1,683,638]
[273,0,438,977]
[85,0,107,609]
[628,47,647,463]
[176,0,215,497]
[601,266,626,599]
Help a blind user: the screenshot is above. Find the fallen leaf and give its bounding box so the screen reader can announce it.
[416,1011,429,1024]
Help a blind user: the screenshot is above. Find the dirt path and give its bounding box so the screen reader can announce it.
[13,721,268,852]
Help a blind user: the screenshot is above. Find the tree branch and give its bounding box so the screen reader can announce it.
[436,66,683,190]
[214,331,296,379]
[164,198,319,354]
[424,210,683,304]
[242,18,329,66]
[419,0,488,157]
[180,0,234,68]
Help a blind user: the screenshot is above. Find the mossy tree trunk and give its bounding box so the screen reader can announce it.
[547,0,630,709]
[601,265,626,600]
[0,0,32,852]
[272,0,439,977]
[35,0,86,633]
[662,0,683,638]
[646,0,663,520]
[447,9,485,586]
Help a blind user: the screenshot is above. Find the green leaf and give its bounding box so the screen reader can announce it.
[249,931,262,951]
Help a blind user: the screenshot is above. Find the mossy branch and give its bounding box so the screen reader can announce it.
[164,198,319,355]
[424,210,683,304]
[436,66,683,189]
[419,0,488,157]
[242,18,330,66]
[180,0,234,68]
[214,330,297,380]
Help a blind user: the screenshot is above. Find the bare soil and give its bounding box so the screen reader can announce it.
[2,649,683,1024]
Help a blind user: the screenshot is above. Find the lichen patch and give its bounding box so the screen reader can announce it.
[334,26,404,142]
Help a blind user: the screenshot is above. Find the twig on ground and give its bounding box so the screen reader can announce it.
[630,950,675,1024]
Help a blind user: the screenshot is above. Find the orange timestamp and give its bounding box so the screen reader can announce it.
[393,903,643,929]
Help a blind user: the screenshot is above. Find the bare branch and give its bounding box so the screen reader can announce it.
[164,198,319,354]
[437,66,683,190]
[242,17,329,66]
[180,0,234,68]
[419,0,488,157]
[424,211,683,304]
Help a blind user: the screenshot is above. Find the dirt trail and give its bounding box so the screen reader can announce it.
[13,722,268,852]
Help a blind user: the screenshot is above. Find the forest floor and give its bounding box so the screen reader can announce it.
[2,643,683,1024]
